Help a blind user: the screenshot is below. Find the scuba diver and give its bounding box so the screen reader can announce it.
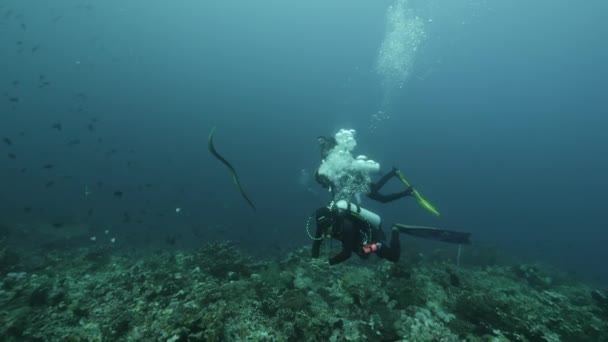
[310,202,471,265]
[311,201,403,265]
[311,133,413,265]
[310,131,470,266]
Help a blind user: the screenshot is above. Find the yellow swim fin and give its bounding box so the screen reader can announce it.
[396,170,440,216]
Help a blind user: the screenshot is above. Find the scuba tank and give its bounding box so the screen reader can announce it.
[333,200,381,229]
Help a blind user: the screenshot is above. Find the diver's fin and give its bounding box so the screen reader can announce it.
[395,170,440,216]
[393,223,471,245]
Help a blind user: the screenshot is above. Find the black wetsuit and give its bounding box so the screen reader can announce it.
[311,207,401,265]
[312,168,413,265]
[368,168,413,203]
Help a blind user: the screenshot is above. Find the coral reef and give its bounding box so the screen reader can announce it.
[0,241,606,341]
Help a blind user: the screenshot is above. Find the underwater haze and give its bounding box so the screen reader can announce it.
[2,0,607,278]
[1,0,608,339]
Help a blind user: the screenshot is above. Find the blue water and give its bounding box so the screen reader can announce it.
[1,0,607,284]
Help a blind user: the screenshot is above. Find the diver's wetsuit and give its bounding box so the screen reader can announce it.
[311,208,400,265]
[311,168,412,265]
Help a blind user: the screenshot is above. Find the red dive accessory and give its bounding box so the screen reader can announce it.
[362,242,382,254]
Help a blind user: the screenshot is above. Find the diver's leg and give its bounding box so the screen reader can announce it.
[370,168,398,193]
[375,229,400,262]
[369,167,413,203]
[367,189,413,204]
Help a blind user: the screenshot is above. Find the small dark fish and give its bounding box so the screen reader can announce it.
[191,227,205,239]
[38,81,50,88]
[2,137,11,145]
[39,74,45,80]
[9,97,18,103]
[20,168,27,173]
[74,93,87,101]
[87,208,93,216]
[45,181,55,187]
[20,22,26,30]
[8,153,16,159]
[51,222,64,228]
[23,207,32,214]
[87,124,94,132]
[122,211,130,222]
[52,122,62,131]
[96,181,104,188]
[113,191,123,198]
[31,45,39,53]
[51,15,63,23]
[16,41,23,46]
[127,161,133,167]
[42,164,54,169]
[19,131,25,137]
[165,235,176,246]
[11,80,19,86]
[106,148,117,156]
[67,139,80,146]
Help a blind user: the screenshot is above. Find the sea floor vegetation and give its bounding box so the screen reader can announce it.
[1,239,607,341]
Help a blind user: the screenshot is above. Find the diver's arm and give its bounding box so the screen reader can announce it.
[315,168,334,189]
[328,224,355,265]
[311,222,324,258]
[315,169,337,199]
